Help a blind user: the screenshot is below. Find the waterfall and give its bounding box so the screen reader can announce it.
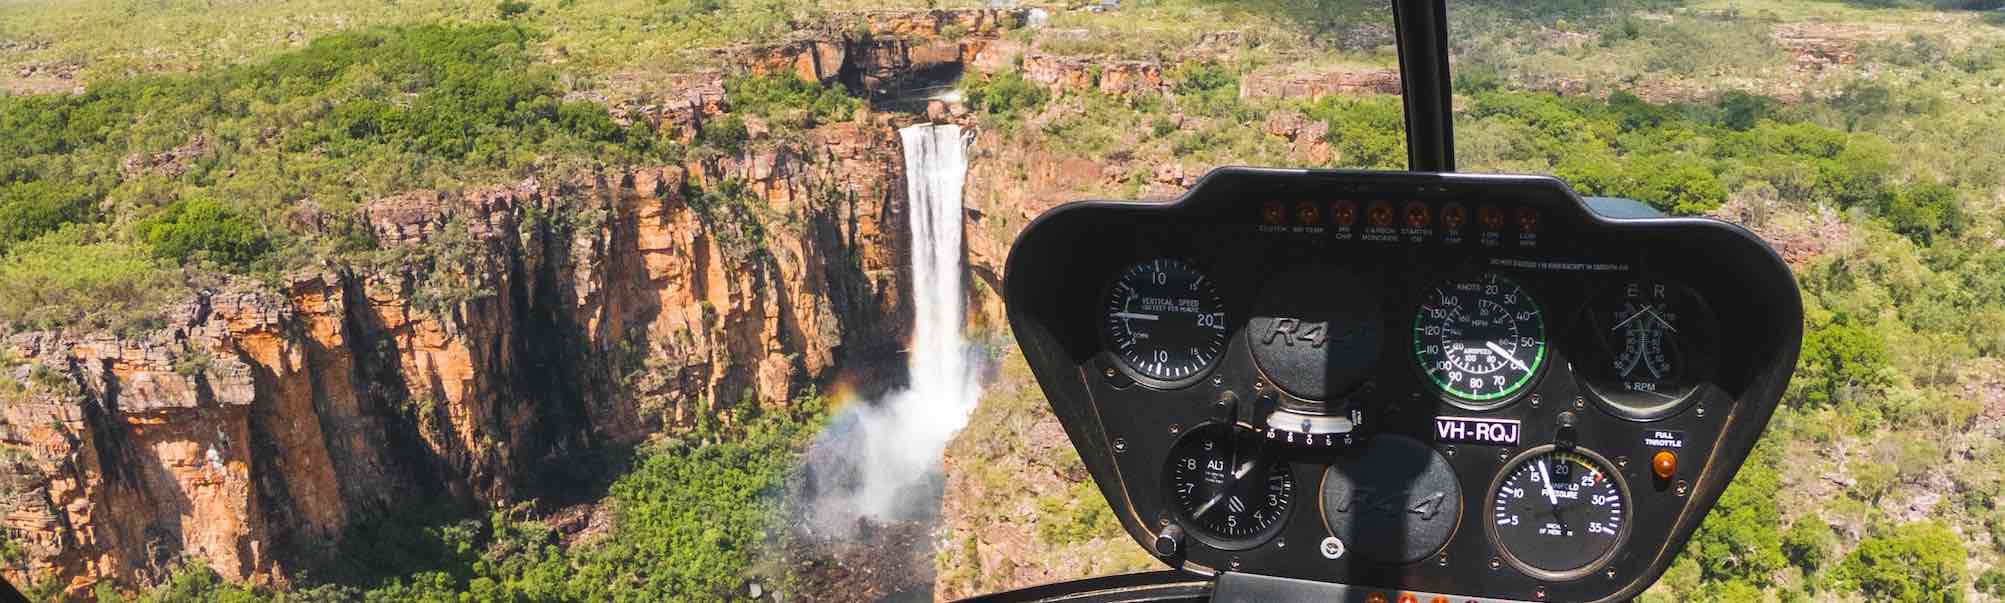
[803,123,977,530]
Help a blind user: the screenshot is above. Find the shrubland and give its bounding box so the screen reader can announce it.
[0,22,847,333]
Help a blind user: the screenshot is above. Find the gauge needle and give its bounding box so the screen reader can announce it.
[1613,305,1678,333]
[1538,460,1561,507]
[1194,435,1249,518]
[1486,342,1530,371]
[1191,492,1228,518]
[1610,304,1656,332]
[1111,312,1160,321]
[1644,306,1678,333]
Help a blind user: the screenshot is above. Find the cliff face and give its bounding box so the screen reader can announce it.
[0,7,1054,596]
[0,122,917,595]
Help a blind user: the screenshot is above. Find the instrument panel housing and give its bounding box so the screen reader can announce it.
[1001,168,1802,602]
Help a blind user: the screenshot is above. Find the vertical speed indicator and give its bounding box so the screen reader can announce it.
[1102,258,1227,385]
[1412,273,1547,408]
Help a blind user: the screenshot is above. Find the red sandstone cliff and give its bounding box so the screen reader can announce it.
[0,125,932,597]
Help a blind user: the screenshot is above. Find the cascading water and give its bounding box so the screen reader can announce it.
[803,123,977,532]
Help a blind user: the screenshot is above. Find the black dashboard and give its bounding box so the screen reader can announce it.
[999,168,1802,603]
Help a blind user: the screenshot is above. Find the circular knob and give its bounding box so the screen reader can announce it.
[1153,524,1185,557]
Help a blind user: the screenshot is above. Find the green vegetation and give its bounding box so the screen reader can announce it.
[0,181,94,255]
[1686,446,1788,590]
[108,395,827,603]
[1979,568,2005,598]
[137,197,273,269]
[0,226,178,334]
[1831,521,1968,601]
[962,69,1050,123]
[723,73,861,127]
[0,0,949,86]
[0,23,689,332]
[1303,96,1407,170]
[1034,481,1123,546]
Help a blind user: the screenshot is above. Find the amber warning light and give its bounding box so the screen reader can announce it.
[1296,202,1322,226]
[1331,200,1359,226]
[1367,201,1395,227]
[1404,202,1431,228]
[1441,203,1467,230]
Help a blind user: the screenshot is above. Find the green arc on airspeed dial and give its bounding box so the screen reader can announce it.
[1412,272,1547,407]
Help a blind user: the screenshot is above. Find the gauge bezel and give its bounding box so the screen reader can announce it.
[1484,444,1634,582]
[1409,271,1550,411]
[1098,256,1229,390]
[1572,278,1721,422]
[1161,421,1297,551]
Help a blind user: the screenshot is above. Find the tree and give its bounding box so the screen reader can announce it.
[0,181,94,254]
[1832,521,1967,602]
[1795,320,1893,407]
[497,0,532,18]
[1689,457,1788,588]
[1781,519,1837,574]
[1878,183,1964,244]
[137,196,272,268]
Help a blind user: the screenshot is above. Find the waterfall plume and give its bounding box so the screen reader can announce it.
[804,123,978,531]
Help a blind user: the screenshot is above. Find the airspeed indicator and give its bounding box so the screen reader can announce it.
[1412,272,1547,408]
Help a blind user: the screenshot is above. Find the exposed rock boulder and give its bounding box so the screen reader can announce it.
[1262,110,1332,165]
[1021,54,1166,96]
[119,135,210,180]
[1238,65,1400,101]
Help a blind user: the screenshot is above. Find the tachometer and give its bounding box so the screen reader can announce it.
[1102,258,1227,385]
[1412,273,1547,408]
[1576,279,1718,421]
[1166,422,1295,548]
[1488,446,1631,579]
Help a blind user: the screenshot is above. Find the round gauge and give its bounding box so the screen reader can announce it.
[1412,273,1548,407]
[1102,258,1228,385]
[1165,423,1295,548]
[1576,279,1719,421]
[1488,446,1631,579]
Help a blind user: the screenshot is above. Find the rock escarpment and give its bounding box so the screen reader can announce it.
[0,123,919,595]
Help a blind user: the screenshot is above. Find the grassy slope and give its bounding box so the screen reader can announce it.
[0,0,952,87]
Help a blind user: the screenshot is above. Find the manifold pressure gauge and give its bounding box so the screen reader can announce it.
[1488,446,1632,580]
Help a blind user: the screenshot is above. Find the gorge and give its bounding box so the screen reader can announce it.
[0,10,1040,598]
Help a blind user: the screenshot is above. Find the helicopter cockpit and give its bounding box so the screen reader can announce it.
[981,2,1803,602]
